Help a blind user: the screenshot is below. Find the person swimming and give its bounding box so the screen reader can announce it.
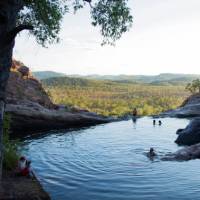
[147,148,157,158]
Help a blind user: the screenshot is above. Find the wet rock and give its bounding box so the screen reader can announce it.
[176,128,184,135]
[162,143,200,161]
[175,118,200,145]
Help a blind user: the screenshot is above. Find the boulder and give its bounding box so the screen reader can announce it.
[175,118,200,145]
[18,66,30,78]
[5,102,114,136]
[6,71,55,109]
[162,142,200,161]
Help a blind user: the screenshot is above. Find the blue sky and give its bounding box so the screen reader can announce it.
[14,0,200,75]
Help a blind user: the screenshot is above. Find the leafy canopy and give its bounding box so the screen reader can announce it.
[185,79,200,94]
[18,0,133,46]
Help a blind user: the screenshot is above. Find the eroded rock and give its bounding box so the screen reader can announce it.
[175,118,200,145]
[163,143,200,161]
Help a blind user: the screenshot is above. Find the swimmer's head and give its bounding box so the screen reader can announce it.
[150,148,154,153]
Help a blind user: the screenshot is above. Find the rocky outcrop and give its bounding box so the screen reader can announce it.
[175,118,200,145]
[160,93,200,118]
[0,173,51,200]
[162,142,200,161]
[6,102,113,136]
[6,72,54,109]
[5,60,114,135]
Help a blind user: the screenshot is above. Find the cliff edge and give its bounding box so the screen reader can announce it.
[5,60,114,135]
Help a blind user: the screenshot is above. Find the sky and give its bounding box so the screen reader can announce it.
[14,0,200,75]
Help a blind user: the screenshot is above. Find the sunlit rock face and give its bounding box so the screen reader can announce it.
[6,59,54,109]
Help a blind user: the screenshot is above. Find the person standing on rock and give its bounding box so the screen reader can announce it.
[132,108,137,117]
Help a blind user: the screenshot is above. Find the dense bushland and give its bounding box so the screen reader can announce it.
[43,77,189,117]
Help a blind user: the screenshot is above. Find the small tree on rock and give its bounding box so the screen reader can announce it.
[185,79,200,94]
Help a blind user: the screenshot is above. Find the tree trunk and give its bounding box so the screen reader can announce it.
[0,0,23,180]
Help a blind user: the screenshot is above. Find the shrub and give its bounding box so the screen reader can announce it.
[3,114,20,171]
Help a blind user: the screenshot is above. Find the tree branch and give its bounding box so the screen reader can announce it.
[83,0,92,8]
[5,25,33,45]
[84,0,91,3]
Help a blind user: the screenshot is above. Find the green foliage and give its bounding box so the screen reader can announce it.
[3,115,19,171]
[42,77,189,117]
[18,0,133,46]
[185,79,200,94]
[91,0,133,45]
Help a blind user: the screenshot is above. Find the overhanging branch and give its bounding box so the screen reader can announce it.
[5,24,33,45]
[83,0,92,8]
[84,0,91,3]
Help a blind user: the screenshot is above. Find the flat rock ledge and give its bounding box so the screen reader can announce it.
[5,102,115,136]
[0,173,50,200]
[159,103,200,118]
[159,94,200,118]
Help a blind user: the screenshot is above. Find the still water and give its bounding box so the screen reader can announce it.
[21,117,200,200]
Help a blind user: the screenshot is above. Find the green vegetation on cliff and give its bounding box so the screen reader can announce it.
[3,115,19,170]
[42,77,189,117]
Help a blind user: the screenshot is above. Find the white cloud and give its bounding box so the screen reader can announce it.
[14,0,200,75]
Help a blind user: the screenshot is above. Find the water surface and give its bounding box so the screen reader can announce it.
[22,117,200,200]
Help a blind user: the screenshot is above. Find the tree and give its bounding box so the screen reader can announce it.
[0,0,133,178]
[185,79,200,94]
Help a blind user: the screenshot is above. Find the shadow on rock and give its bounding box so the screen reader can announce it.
[175,118,200,145]
[162,143,200,161]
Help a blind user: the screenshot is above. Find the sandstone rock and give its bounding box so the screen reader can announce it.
[18,66,30,78]
[175,118,200,145]
[6,71,55,109]
[5,103,113,136]
[5,66,114,135]
[162,142,200,161]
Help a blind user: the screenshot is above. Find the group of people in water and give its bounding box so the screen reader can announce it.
[131,108,163,160]
[153,119,162,126]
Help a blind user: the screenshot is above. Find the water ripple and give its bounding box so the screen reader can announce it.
[21,117,200,200]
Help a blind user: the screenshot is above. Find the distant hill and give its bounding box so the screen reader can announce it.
[34,71,200,86]
[69,73,200,86]
[33,71,66,80]
[42,76,118,88]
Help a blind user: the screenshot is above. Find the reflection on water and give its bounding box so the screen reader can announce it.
[21,117,200,200]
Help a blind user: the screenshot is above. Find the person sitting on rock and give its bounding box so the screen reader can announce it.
[16,156,27,175]
[21,160,34,178]
[132,108,137,117]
